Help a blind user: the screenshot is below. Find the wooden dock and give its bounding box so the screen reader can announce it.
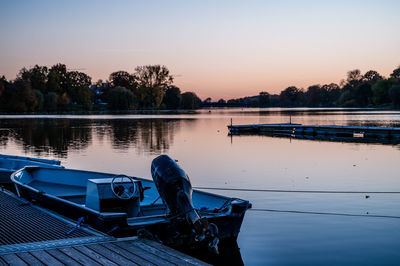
[0,237,207,265]
[228,123,400,139]
[0,190,208,265]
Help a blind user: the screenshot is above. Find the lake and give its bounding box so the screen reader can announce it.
[1,108,400,265]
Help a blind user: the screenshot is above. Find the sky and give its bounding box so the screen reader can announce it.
[0,0,399,100]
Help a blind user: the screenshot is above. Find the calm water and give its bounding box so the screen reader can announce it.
[1,108,400,265]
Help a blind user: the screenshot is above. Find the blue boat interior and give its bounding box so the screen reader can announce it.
[13,167,230,218]
[0,159,64,184]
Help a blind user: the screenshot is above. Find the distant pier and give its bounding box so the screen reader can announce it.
[228,123,400,139]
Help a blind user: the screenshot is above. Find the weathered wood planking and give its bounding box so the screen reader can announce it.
[0,188,208,265]
[140,238,207,266]
[0,238,209,266]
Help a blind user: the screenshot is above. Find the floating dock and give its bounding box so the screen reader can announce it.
[228,123,400,139]
[0,190,207,265]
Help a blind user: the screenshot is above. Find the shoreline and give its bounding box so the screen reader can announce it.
[0,106,397,116]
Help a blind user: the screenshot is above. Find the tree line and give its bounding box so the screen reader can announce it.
[207,67,400,108]
[1,64,400,112]
[0,64,202,112]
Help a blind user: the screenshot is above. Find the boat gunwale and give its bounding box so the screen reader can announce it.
[11,168,128,220]
[11,165,235,202]
[11,166,246,219]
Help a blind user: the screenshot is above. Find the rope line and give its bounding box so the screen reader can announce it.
[193,186,400,194]
[250,208,400,219]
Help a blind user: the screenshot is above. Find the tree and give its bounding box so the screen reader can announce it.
[354,83,372,106]
[362,70,383,85]
[305,85,322,107]
[134,65,174,108]
[203,97,212,104]
[47,64,68,94]
[0,77,11,107]
[33,90,44,111]
[45,92,58,111]
[162,86,181,109]
[65,71,93,109]
[109,71,136,92]
[280,86,305,107]
[389,85,400,108]
[217,99,226,106]
[0,77,5,100]
[372,78,399,105]
[346,69,362,87]
[338,90,356,107]
[57,92,70,110]
[390,66,400,80]
[107,86,135,110]
[8,79,38,112]
[320,83,340,106]
[259,92,270,107]
[18,65,48,93]
[181,92,201,109]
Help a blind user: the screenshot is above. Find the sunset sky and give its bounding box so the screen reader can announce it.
[1,0,399,100]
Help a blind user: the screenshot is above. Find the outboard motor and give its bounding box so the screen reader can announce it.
[151,155,219,253]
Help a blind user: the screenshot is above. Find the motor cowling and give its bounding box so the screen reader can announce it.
[151,155,219,253]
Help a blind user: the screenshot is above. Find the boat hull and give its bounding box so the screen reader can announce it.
[0,158,63,184]
[0,169,13,184]
[14,173,250,242]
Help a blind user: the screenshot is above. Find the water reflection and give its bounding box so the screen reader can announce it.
[1,110,400,265]
[0,119,92,157]
[97,119,182,153]
[0,118,187,157]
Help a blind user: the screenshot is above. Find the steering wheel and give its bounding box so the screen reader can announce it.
[110,174,137,200]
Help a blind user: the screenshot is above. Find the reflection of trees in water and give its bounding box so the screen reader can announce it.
[96,119,182,154]
[0,118,189,157]
[0,119,92,157]
[0,129,10,147]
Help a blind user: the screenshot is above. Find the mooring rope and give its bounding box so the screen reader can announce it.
[249,208,400,219]
[193,186,400,194]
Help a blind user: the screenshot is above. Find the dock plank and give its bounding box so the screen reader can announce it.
[131,239,192,265]
[0,258,7,266]
[16,252,45,266]
[1,239,208,266]
[1,253,28,266]
[0,257,7,266]
[114,240,175,266]
[29,249,64,266]
[86,243,138,265]
[58,246,101,266]
[106,242,155,266]
[45,249,81,266]
[73,245,118,266]
[140,238,208,265]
